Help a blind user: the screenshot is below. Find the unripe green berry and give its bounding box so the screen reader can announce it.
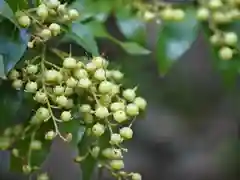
[219,46,233,60]
[212,12,229,24]
[64,87,73,96]
[63,14,70,21]
[123,89,136,102]
[26,64,38,74]
[63,57,77,69]
[40,29,52,40]
[65,99,74,109]
[92,123,105,136]
[60,111,72,121]
[73,69,88,79]
[12,148,19,157]
[30,140,42,150]
[34,91,47,104]
[209,0,223,9]
[56,95,68,107]
[120,127,133,139]
[92,56,108,68]
[68,9,79,20]
[126,103,139,116]
[25,81,38,93]
[161,8,174,21]
[45,130,56,140]
[83,113,94,124]
[12,79,23,89]
[18,15,31,28]
[131,173,142,180]
[22,165,32,174]
[37,173,49,180]
[80,104,91,113]
[196,8,209,21]
[110,133,123,145]
[134,97,147,110]
[78,78,92,88]
[95,106,109,119]
[98,81,112,94]
[54,86,64,95]
[172,9,185,21]
[143,11,155,21]
[111,84,120,95]
[46,0,60,8]
[113,110,128,123]
[36,107,50,121]
[102,148,122,159]
[9,69,20,80]
[210,34,222,45]
[57,4,66,13]
[49,23,61,36]
[110,102,125,112]
[224,32,238,45]
[85,62,97,72]
[94,68,106,81]
[37,4,48,19]
[109,160,124,170]
[66,77,77,88]
[111,70,123,81]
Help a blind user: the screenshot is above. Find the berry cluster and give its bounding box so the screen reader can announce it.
[196,0,240,60]
[3,1,147,179]
[16,0,79,47]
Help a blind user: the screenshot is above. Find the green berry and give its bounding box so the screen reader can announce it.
[126,103,139,116]
[134,97,147,110]
[68,9,79,20]
[92,56,108,68]
[26,64,38,74]
[79,104,91,113]
[110,133,123,145]
[209,0,223,9]
[56,95,68,107]
[30,140,42,150]
[64,87,74,96]
[12,79,23,89]
[120,127,133,139]
[44,69,59,82]
[210,34,222,45]
[131,173,142,180]
[224,32,238,45]
[40,29,52,40]
[45,130,56,140]
[57,4,66,13]
[65,99,74,109]
[111,70,123,81]
[91,146,100,158]
[92,123,105,136]
[54,85,64,95]
[46,0,60,8]
[36,107,50,121]
[99,81,113,94]
[22,165,32,174]
[49,23,61,36]
[63,57,77,69]
[110,102,125,112]
[66,77,77,88]
[83,113,94,124]
[196,8,209,21]
[77,78,92,88]
[85,62,97,72]
[95,106,109,119]
[172,9,185,21]
[113,110,128,123]
[18,15,31,27]
[94,68,106,81]
[60,111,72,121]
[34,91,47,104]
[219,46,233,60]
[109,160,124,170]
[161,8,174,21]
[37,4,48,19]
[73,69,88,79]
[25,81,38,93]
[8,69,20,80]
[37,173,49,180]
[123,89,136,102]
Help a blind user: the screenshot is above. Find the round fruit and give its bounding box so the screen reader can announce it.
[172,9,185,21]
[30,140,42,150]
[54,86,64,95]
[12,79,23,89]
[18,15,31,27]
[111,70,123,81]
[109,160,124,170]
[134,97,147,110]
[73,69,88,79]
[66,77,77,88]
[77,78,92,88]
[57,4,66,13]
[123,89,136,102]
[94,68,106,81]
[110,133,123,145]
[60,111,72,121]
[110,102,125,112]
[25,81,38,93]
[63,57,77,69]
[224,32,238,45]
[49,23,61,36]
[34,91,47,104]
[45,130,56,140]
[68,9,79,20]
[79,104,91,113]
[40,29,52,40]
[46,0,60,8]
[219,46,233,60]
[83,113,94,124]
[91,146,100,158]
[64,87,73,96]
[161,8,174,21]
[98,81,112,94]
[120,127,133,139]
[95,106,109,119]
[131,173,142,180]
[9,69,20,80]
[37,173,49,180]
[37,4,48,19]
[26,64,38,74]
[113,110,128,123]
[92,56,108,68]
[85,62,97,72]
[56,95,68,107]
[196,8,209,21]
[36,107,50,121]
[92,123,105,136]
[126,103,139,116]
[209,0,222,9]
[210,34,222,45]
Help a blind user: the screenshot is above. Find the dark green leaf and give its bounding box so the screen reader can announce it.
[85,21,109,38]
[156,8,199,76]
[0,20,30,76]
[5,0,28,12]
[64,23,99,56]
[116,8,146,44]
[0,0,18,25]
[120,42,151,55]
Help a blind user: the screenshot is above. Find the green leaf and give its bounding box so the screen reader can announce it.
[120,42,151,55]
[0,20,29,76]
[85,21,109,38]
[0,55,5,78]
[0,0,18,25]
[5,0,28,12]
[64,23,99,56]
[116,8,146,44]
[156,8,199,76]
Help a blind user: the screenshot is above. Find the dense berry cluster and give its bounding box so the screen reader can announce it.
[196,0,240,60]
[2,1,147,179]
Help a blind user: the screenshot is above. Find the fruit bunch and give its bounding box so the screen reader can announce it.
[1,1,147,179]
